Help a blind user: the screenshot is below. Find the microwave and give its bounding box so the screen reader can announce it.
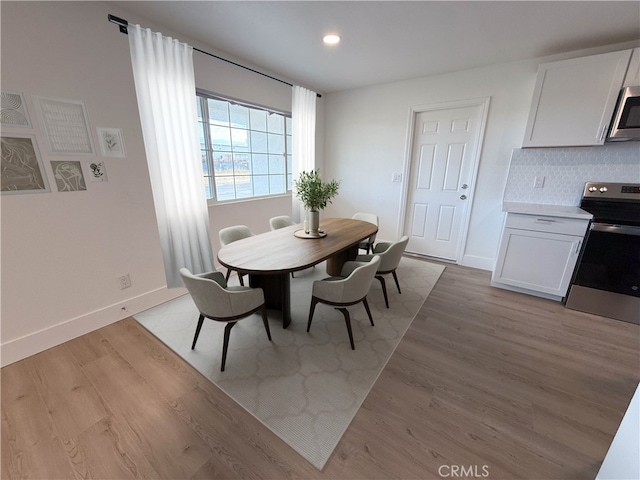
[607,86,640,141]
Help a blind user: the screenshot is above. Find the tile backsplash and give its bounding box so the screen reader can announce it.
[503,143,640,206]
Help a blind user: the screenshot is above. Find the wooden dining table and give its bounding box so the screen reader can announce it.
[217,217,378,328]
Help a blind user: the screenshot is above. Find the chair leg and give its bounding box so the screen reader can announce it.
[260,306,272,341]
[336,307,355,350]
[376,275,389,308]
[392,270,401,294]
[221,322,237,372]
[362,297,375,326]
[307,297,319,332]
[191,314,205,349]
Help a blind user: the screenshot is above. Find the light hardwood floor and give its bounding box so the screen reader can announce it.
[2,261,639,479]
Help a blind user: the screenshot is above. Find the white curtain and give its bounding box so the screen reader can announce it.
[128,24,215,288]
[291,86,317,222]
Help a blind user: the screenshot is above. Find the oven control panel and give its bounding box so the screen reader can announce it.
[583,182,640,199]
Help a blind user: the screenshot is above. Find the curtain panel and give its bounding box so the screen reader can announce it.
[291,86,317,222]
[128,24,215,288]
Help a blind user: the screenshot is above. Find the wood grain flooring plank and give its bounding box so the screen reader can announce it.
[64,328,115,366]
[173,383,319,479]
[426,390,594,479]
[68,415,161,479]
[1,361,76,480]
[99,317,202,403]
[337,394,517,480]
[27,344,110,443]
[415,316,636,411]
[531,404,612,460]
[81,351,212,479]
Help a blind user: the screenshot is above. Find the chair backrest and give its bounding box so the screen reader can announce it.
[375,236,409,272]
[352,212,379,243]
[340,255,381,303]
[219,225,254,246]
[179,268,232,318]
[269,215,295,230]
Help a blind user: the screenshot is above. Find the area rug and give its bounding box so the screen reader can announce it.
[134,256,445,469]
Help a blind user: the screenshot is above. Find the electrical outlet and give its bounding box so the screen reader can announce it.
[117,274,131,290]
[533,176,545,188]
[392,172,403,183]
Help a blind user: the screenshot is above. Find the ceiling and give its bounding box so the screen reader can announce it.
[109,1,640,93]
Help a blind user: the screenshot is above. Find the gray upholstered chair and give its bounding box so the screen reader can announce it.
[356,235,409,308]
[307,255,381,350]
[269,215,295,230]
[179,268,271,372]
[352,212,379,253]
[269,215,309,277]
[219,225,254,286]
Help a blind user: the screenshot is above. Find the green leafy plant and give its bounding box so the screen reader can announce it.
[294,170,340,211]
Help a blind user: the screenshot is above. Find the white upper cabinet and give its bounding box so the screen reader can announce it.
[623,48,640,87]
[522,49,633,147]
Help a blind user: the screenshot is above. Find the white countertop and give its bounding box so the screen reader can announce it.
[503,202,593,220]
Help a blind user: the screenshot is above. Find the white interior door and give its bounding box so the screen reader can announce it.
[403,103,485,261]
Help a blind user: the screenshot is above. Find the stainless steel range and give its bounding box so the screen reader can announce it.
[565,182,640,324]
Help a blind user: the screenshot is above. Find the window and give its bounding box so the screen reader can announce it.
[196,91,292,202]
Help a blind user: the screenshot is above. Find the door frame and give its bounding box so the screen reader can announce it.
[397,97,491,264]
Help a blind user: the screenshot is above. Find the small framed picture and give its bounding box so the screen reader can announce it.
[86,160,108,182]
[97,127,126,158]
[34,96,95,155]
[1,134,50,194]
[51,160,87,192]
[1,91,32,128]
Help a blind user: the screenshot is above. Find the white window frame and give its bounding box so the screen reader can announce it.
[196,89,292,204]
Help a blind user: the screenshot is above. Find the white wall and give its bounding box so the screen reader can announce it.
[321,41,639,270]
[0,1,303,366]
[322,61,536,269]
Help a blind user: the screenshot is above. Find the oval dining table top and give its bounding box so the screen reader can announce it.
[217,217,378,275]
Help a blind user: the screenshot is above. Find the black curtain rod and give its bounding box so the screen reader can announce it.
[108,14,321,98]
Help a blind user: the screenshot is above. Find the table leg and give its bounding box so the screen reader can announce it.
[249,272,291,328]
[326,245,359,276]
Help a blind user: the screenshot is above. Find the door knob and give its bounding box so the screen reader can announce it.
[462,184,468,189]
[460,195,467,200]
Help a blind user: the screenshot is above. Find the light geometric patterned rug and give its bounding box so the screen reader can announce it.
[134,257,444,470]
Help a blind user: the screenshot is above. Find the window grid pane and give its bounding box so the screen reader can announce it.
[198,94,291,201]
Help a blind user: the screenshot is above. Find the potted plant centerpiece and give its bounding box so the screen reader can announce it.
[294,170,340,236]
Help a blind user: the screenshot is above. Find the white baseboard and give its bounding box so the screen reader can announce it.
[461,254,494,271]
[1,287,186,367]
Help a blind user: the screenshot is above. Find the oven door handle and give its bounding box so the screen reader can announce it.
[590,223,640,236]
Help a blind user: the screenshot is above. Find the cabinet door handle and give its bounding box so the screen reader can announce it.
[535,218,555,223]
[574,240,582,254]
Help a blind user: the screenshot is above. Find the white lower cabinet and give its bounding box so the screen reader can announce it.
[492,213,589,299]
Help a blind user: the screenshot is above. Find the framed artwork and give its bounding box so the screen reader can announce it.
[33,96,95,155]
[1,91,32,127]
[86,160,108,182]
[1,134,50,194]
[50,161,87,192]
[97,127,126,157]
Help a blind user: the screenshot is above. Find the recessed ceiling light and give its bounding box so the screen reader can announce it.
[323,33,341,45]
